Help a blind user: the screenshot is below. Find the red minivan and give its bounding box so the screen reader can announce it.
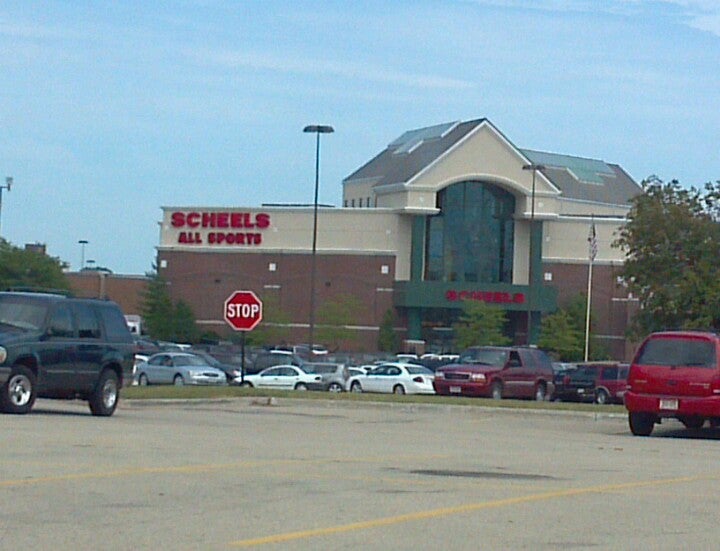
[625,331,720,436]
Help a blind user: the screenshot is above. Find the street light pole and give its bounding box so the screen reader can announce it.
[0,177,13,237]
[522,164,545,345]
[303,124,334,355]
[78,239,89,270]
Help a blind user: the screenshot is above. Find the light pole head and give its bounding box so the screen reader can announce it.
[303,125,334,134]
[78,239,88,245]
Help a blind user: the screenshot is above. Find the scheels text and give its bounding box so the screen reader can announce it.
[445,290,525,304]
[171,211,271,247]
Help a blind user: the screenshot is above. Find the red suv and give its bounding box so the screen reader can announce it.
[433,346,555,401]
[554,362,628,404]
[625,331,720,436]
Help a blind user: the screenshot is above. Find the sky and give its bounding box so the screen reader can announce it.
[1,0,719,274]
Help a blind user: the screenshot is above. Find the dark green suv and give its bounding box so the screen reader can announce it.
[0,292,135,416]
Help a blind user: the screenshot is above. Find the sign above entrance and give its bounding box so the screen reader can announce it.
[445,290,525,304]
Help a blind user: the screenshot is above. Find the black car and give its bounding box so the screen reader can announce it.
[189,349,243,383]
[0,292,135,416]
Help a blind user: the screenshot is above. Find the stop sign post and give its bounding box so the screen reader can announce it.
[224,290,263,383]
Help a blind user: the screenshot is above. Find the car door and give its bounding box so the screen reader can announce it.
[257,367,283,389]
[147,354,174,384]
[37,302,77,393]
[502,351,528,398]
[362,365,387,392]
[71,303,105,392]
[380,366,403,393]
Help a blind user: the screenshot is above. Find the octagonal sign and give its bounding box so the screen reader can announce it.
[224,290,263,331]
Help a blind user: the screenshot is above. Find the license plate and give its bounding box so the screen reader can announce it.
[450,386,461,394]
[659,398,678,410]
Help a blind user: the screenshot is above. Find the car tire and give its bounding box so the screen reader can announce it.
[628,412,655,436]
[327,382,343,393]
[594,389,609,405]
[534,383,547,401]
[138,373,149,386]
[491,381,503,400]
[393,384,405,395]
[294,383,308,391]
[89,369,119,417]
[0,366,37,414]
[173,375,185,386]
[350,381,362,393]
[679,416,705,430]
[239,381,253,388]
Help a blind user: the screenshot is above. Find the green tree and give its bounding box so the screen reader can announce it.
[315,294,366,351]
[0,239,70,291]
[172,300,199,343]
[453,300,510,349]
[140,269,176,341]
[537,310,583,361]
[614,176,720,335]
[378,308,399,352]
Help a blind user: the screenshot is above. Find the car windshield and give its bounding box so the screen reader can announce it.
[636,337,716,368]
[175,355,208,367]
[458,349,507,366]
[0,296,49,331]
[406,366,433,375]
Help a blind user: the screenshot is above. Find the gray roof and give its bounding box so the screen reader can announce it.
[344,119,641,206]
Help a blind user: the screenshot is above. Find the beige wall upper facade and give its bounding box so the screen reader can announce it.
[158,207,414,280]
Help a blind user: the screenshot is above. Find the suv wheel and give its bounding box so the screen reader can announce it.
[679,416,705,430]
[491,381,503,400]
[89,369,119,417]
[628,412,655,436]
[594,389,609,405]
[0,366,37,414]
[350,381,362,393]
[534,383,547,401]
[327,382,343,393]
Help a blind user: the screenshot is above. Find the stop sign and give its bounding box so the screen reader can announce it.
[224,290,263,331]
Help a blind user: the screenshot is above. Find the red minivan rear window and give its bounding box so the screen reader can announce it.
[635,336,716,368]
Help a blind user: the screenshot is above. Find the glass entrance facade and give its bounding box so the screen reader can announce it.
[425,181,515,283]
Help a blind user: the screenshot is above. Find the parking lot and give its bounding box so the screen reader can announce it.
[2,397,720,550]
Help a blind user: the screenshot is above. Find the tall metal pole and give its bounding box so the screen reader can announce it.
[522,164,545,345]
[309,131,320,353]
[78,239,89,270]
[0,177,13,237]
[303,125,334,355]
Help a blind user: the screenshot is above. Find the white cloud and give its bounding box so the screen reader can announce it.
[181,48,474,91]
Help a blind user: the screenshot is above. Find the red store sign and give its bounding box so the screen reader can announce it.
[170,211,271,247]
[445,290,525,304]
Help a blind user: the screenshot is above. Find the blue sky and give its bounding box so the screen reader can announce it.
[1,0,718,274]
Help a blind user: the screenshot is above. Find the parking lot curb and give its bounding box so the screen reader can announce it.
[122,395,627,420]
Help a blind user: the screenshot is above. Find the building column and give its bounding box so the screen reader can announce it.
[407,308,422,340]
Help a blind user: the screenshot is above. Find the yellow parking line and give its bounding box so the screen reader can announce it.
[0,454,449,488]
[229,474,718,547]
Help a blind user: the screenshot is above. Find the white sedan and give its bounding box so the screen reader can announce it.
[347,362,435,395]
[236,365,322,391]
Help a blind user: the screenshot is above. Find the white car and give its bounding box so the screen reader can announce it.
[236,365,322,391]
[347,362,435,395]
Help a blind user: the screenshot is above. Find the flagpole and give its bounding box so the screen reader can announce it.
[584,216,596,361]
[584,259,593,361]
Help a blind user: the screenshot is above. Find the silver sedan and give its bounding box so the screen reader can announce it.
[135,352,228,386]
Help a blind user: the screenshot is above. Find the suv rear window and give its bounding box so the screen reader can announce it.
[636,337,716,368]
[0,295,48,331]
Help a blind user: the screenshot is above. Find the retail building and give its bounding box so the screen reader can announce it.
[156,119,642,358]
